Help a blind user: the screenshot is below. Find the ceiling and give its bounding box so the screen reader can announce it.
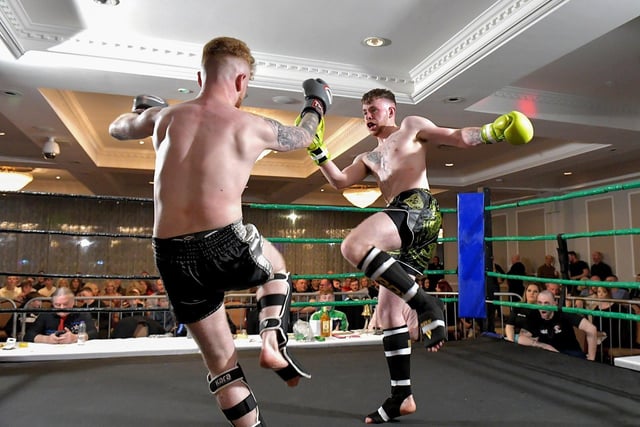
[0,0,639,209]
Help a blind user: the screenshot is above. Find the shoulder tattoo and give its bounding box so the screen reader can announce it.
[264,117,309,151]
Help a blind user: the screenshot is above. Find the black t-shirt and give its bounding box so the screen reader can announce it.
[525,310,584,353]
[569,260,589,278]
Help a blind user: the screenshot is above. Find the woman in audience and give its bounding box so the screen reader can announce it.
[504,282,542,343]
[591,286,636,355]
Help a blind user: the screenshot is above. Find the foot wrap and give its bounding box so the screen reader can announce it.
[258,273,311,382]
[419,294,446,349]
[366,394,411,424]
[207,364,264,426]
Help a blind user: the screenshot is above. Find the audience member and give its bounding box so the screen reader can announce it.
[0,276,22,301]
[15,279,35,306]
[435,279,458,340]
[309,289,348,332]
[485,258,504,333]
[32,272,47,290]
[567,251,590,281]
[506,254,526,296]
[69,277,84,295]
[606,275,630,300]
[37,277,56,297]
[24,287,98,343]
[290,278,316,324]
[504,283,542,342]
[76,285,101,331]
[426,255,444,292]
[591,286,635,353]
[517,290,597,360]
[537,255,559,279]
[590,251,613,281]
[147,279,176,333]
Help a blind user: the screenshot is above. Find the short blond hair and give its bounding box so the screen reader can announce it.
[202,36,255,76]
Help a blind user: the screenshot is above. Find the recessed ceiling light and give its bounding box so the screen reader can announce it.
[563,171,573,176]
[1,89,22,97]
[272,96,300,105]
[55,176,61,180]
[362,37,391,47]
[138,140,145,145]
[0,132,5,136]
[445,163,454,167]
[93,0,120,5]
[177,88,192,94]
[443,96,464,103]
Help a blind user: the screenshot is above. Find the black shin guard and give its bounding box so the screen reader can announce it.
[358,247,425,309]
[383,326,412,397]
[367,326,412,424]
[358,247,446,349]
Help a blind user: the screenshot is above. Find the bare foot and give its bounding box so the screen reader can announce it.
[364,395,416,424]
[258,331,301,387]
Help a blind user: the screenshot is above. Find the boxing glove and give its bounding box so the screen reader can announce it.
[132,94,168,114]
[300,78,332,119]
[295,115,329,165]
[481,111,533,145]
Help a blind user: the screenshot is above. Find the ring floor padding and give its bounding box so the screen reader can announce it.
[1,338,638,426]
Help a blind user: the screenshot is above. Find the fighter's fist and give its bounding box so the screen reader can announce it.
[481,111,533,145]
[132,94,168,114]
[300,78,332,119]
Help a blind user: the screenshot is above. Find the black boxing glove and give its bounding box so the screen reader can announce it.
[300,78,332,119]
[132,94,168,114]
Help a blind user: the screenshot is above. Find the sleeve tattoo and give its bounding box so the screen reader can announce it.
[264,116,318,151]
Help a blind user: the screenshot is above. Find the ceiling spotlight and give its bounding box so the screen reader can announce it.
[444,96,464,103]
[362,37,391,48]
[93,0,120,5]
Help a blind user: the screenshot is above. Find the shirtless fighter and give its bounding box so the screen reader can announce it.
[308,88,533,423]
[109,36,331,427]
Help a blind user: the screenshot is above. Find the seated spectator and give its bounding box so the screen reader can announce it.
[517,290,597,360]
[37,277,56,297]
[435,280,458,340]
[590,251,613,281]
[537,255,559,279]
[0,275,22,301]
[24,287,98,344]
[69,277,84,295]
[606,275,630,300]
[20,291,42,339]
[15,279,35,307]
[310,289,348,332]
[591,286,635,352]
[147,279,176,333]
[76,284,103,333]
[290,278,316,324]
[505,282,542,343]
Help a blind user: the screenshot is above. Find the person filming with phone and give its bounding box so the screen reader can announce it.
[25,287,97,344]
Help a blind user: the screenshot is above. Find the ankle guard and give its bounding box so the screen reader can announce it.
[258,273,311,382]
[358,247,425,308]
[207,364,264,426]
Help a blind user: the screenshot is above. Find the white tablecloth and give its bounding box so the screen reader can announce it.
[0,332,382,362]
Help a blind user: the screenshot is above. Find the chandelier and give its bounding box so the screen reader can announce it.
[342,186,382,208]
[0,169,33,191]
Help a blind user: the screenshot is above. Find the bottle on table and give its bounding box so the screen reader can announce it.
[77,321,88,345]
[320,307,331,338]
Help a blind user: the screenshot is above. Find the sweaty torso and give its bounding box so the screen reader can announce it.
[152,100,270,238]
[359,117,430,203]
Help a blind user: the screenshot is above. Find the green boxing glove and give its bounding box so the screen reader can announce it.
[295,115,329,165]
[481,111,534,145]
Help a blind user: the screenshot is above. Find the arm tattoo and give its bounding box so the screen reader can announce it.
[264,115,319,151]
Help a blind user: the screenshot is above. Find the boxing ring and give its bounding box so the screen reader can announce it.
[2,183,640,425]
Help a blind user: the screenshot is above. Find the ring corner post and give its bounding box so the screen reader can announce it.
[457,192,486,319]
